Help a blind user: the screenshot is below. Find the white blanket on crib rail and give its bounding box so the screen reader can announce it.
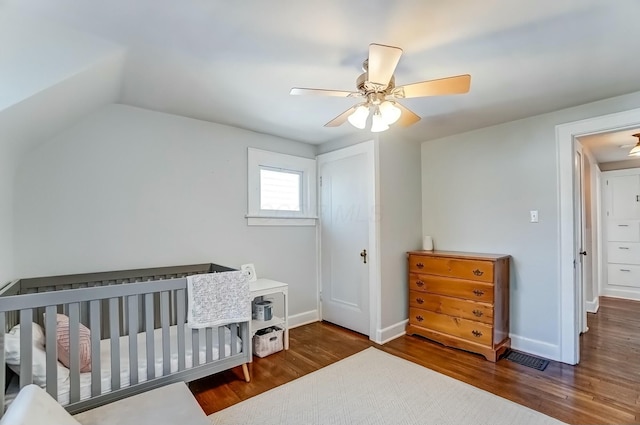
[186,271,251,328]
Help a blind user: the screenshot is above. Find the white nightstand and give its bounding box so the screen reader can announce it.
[249,278,289,359]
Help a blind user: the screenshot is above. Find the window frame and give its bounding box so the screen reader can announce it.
[247,148,317,226]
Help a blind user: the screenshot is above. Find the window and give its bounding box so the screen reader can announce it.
[247,148,317,226]
[259,168,301,211]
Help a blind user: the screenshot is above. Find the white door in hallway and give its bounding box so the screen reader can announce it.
[318,143,374,336]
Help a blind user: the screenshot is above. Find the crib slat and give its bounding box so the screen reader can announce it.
[69,302,81,403]
[230,323,238,356]
[109,298,121,390]
[160,291,170,375]
[206,328,214,362]
[0,312,5,414]
[176,289,186,371]
[44,306,58,399]
[127,295,138,385]
[191,329,199,367]
[89,300,101,396]
[144,293,155,380]
[19,309,33,388]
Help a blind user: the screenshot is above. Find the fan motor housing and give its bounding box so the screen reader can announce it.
[357,73,395,94]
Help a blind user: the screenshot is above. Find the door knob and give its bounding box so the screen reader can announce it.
[579,251,587,256]
[360,249,367,264]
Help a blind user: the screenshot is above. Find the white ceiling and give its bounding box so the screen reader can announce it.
[3,0,640,145]
[579,128,640,163]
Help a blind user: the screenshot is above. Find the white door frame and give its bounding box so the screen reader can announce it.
[557,106,640,364]
[316,140,381,341]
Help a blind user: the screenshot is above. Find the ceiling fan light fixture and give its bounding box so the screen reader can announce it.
[348,105,370,129]
[370,109,390,133]
[629,133,640,157]
[379,100,401,125]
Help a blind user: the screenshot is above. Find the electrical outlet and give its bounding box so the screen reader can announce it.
[530,210,539,223]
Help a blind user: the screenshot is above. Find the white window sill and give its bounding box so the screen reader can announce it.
[245,215,318,226]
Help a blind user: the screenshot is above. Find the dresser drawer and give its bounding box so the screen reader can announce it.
[608,221,640,242]
[409,274,494,303]
[607,242,640,265]
[409,308,492,346]
[607,264,640,288]
[409,291,493,324]
[409,256,494,282]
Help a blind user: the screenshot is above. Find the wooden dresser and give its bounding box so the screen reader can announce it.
[406,250,511,362]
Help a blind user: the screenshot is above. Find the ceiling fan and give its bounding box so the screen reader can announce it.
[290,43,471,132]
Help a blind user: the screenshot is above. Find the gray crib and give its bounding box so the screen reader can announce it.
[0,263,251,416]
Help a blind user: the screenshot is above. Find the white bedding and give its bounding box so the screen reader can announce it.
[6,324,242,406]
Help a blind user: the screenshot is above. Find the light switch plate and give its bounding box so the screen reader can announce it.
[530,210,539,223]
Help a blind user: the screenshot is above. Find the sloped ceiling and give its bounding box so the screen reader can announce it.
[3,0,640,146]
[0,11,125,162]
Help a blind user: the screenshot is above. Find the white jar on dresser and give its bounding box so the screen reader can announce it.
[603,169,640,300]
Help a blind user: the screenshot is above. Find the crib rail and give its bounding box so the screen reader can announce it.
[0,276,250,415]
[1,263,236,339]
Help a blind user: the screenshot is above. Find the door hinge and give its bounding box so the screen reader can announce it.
[606,180,608,185]
[319,176,322,186]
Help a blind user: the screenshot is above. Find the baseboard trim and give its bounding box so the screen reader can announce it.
[374,319,408,345]
[585,297,600,313]
[509,334,560,361]
[288,310,319,329]
[601,288,640,302]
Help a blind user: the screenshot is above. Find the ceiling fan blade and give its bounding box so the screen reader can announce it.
[395,103,421,127]
[290,87,358,97]
[324,106,357,127]
[394,74,471,98]
[367,43,403,88]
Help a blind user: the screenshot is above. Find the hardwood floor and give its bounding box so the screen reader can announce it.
[191,297,640,424]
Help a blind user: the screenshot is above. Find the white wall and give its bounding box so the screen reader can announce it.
[378,135,422,336]
[421,90,640,359]
[14,104,318,317]
[0,146,15,285]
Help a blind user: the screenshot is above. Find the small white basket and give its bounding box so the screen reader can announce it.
[253,327,284,358]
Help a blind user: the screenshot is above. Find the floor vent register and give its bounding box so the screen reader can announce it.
[504,350,550,371]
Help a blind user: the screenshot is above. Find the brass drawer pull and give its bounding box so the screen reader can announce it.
[416,280,425,287]
[472,309,483,317]
[472,289,485,296]
[416,315,424,322]
[416,262,424,269]
[416,297,424,304]
[472,269,484,276]
[472,330,483,337]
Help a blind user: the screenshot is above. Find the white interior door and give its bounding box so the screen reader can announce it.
[581,153,595,312]
[318,145,372,336]
[574,145,588,335]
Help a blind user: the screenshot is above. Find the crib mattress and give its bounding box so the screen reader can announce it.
[6,324,242,406]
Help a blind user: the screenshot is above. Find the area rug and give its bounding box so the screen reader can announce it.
[209,347,566,425]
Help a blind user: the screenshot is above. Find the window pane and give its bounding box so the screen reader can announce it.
[260,168,301,211]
